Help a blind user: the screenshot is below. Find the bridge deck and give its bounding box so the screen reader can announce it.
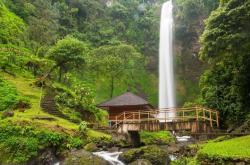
[111,107,219,133]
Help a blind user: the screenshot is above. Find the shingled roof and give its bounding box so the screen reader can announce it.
[97,92,151,107]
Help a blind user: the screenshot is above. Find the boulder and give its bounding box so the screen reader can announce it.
[119,145,170,165]
[129,159,152,165]
[27,149,57,165]
[62,149,109,165]
[84,142,98,152]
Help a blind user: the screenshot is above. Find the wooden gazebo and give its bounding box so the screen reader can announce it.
[97,92,154,122]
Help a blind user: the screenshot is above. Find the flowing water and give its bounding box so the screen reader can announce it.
[159,0,175,120]
[93,151,124,165]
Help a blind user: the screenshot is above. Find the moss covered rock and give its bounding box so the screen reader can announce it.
[119,145,169,165]
[62,150,109,165]
[84,142,98,152]
[129,159,152,165]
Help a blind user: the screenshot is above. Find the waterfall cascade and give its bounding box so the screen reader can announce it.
[159,0,175,120]
[93,151,124,165]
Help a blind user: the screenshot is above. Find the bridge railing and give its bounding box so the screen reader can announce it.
[111,107,219,129]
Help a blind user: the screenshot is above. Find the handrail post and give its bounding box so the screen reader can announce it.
[203,108,205,121]
[209,111,212,128]
[139,110,141,123]
[216,111,219,127]
[115,116,118,128]
[182,110,184,121]
[196,106,199,121]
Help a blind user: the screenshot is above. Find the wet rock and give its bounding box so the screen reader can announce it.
[108,147,119,152]
[119,145,169,165]
[28,149,57,165]
[62,149,109,165]
[84,142,98,152]
[129,159,152,165]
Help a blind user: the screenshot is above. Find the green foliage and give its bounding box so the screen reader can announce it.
[0,2,26,45]
[174,0,219,106]
[0,44,53,76]
[199,0,250,126]
[171,157,199,165]
[0,123,83,164]
[54,82,108,123]
[47,36,88,81]
[197,135,250,163]
[140,131,174,145]
[78,121,88,135]
[89,43,143,98]
[0,78,19,111]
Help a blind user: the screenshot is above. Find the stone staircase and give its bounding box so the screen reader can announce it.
[40,90,78,123]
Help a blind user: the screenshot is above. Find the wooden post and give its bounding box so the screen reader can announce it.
[209,111,213,128]
[203,108,205,121]
[139,111,141,123]
[123,112,125,119]
[182,110,184,121]
[115,116,118,128]
[216,111,219,127]
[148,112,150,130]
[196,106,199,121]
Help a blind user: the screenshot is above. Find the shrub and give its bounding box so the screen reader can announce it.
[0,78,19,111]
[0,123,83,164]
[140,131,174,145]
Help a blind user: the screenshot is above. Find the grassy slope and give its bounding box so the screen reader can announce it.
[198,135,250,159]
[1,72,110,138]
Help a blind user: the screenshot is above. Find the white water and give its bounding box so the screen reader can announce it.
[159,0,175,120]
[93,151,124,165]
[176,136,191,142]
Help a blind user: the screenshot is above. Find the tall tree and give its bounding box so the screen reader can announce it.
[47,36,88,82]
[89,44,143,98]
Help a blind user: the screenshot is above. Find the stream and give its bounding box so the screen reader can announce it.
[93,151,124,165]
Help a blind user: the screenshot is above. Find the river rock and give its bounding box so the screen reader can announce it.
[119,145,170,165]
[27,149,57,165]
[84,142,98,152]
[129,159,152,165]
[62,149,109,165]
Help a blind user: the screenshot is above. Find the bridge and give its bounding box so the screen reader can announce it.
[110,107,219,134]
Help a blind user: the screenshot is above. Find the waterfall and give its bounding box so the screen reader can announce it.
[159,0,175,120]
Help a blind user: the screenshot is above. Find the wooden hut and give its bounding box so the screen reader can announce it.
[97,92,154,122]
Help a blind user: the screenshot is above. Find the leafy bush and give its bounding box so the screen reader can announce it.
[0,78,19,111]
[140,131,174,145]
[0,123,83,164]
[54,82,108,123]
[0,78,31,112]
[79,121,88,135]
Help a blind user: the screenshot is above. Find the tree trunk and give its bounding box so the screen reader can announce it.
[110,76,114,98]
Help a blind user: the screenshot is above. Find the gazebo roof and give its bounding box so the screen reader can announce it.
[97,92,152,107]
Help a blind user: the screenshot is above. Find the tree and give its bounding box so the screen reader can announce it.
[199,0,250,126]
[28,0,59,55]
[47,36,87,82]
[0,2,26,45]
[89,44,143,98]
